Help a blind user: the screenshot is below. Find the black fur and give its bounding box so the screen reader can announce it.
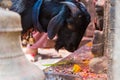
[12,0,91,52]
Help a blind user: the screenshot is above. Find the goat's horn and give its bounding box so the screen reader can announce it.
[60,1,79,16]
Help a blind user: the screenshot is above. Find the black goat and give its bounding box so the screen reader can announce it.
[11,0,91,52]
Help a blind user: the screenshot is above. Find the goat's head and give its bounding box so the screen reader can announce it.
[47,2,91,52]
[13,0,90,52]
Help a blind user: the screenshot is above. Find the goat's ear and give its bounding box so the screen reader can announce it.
[47,7,65,39]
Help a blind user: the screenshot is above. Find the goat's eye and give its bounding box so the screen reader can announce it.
[67,23,74,31]
[78,15,81,18]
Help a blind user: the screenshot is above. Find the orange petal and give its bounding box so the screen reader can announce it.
[86,42,93,47]
[82,60,90,65]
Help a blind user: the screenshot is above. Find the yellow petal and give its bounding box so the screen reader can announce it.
[72,64,81,73]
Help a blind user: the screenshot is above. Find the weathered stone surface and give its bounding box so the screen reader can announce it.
[89,57,108,74]
[85,22,95,37]
[93,30,103,44]
[0,9,22,31]
[83,0,96,37]
[91,30,104,57]
[112,1,120,80]
[0,0,12,9]
[0,9,45,80]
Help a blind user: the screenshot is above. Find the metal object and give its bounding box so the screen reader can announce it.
[0,9,45,80]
